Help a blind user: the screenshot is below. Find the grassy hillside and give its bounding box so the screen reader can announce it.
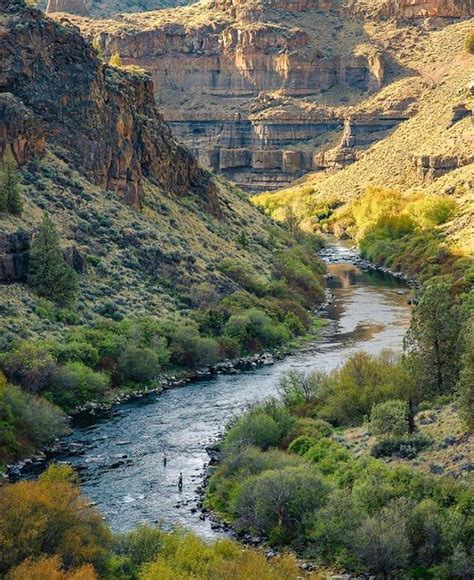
[254,19,474,253]
[0,1,327,466]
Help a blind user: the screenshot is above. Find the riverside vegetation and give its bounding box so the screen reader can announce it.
[0,463,321,579]
[0,179,326,465]
[206,300,473,577]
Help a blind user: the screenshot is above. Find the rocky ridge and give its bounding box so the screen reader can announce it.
[0,0,280,334]
[1,0,217,211]
[54,0,473,191]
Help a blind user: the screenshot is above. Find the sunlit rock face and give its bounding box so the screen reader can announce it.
[46,0,89,16]
[58,0,472,191]
[1,0,218,211]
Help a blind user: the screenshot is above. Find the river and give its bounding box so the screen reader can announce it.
[36,242,412,538]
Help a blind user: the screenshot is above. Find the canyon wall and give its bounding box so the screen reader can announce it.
[52,0,472,191]
[1,0,218,211]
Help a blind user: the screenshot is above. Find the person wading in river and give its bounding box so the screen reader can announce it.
[163,453,167,467]
[178,472,183,491]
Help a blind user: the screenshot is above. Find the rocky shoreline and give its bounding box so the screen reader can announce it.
[4,242,411,482]
[4,350,281,481]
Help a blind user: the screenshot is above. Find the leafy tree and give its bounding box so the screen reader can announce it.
[109,52,123,67]
[351,499,412,573]
[0,148,22,215]
[49,362,110,410]
[6,555,97,580]
[0,466,110,575]
[1,342,57,393]
[234,466,328,543]
[28,214,79,306]
[118,344,167,383]
[370,399,410,438]
[224,411,282,451]
[404,283,463,401]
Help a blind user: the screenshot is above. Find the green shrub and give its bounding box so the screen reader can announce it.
[170,326,219,368]
[224,308,290,353]
[352,499,411,574]
[48,340,100,368]
[1,382,67,463]
[1,342,57,393]
[48,362,110,409]
[118,343,168,383]
[371,433,431,459]
[224,411,283,451]
[233,466,329,543]
[370,399,410,438]
[303,437,353,475]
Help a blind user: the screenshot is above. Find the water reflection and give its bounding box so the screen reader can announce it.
[33,245,412,538]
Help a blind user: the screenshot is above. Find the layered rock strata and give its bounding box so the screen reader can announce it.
[1,0,218,211]
[52,0,473,190]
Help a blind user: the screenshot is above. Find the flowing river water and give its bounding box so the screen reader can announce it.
[35,242,412,538]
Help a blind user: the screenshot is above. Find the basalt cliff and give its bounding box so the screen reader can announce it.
[0,0,278,328]
[55,0,473,191]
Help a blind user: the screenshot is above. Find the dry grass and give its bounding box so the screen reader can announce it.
[342,404,474,482]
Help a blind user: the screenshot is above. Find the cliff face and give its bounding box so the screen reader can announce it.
[0,0,283,324]
[0,0,217,210]
[65,0,472,191]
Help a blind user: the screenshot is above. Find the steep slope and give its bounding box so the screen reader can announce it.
[254,30,474,252]
[0,0,282,341]
[55,0,472,191]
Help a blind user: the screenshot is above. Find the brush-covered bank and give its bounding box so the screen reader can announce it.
[0,0,328,470]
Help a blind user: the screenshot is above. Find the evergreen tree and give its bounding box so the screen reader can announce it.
[0,148,22,215]
[28,215,79,306]
[457,316,474,430]
[404,282,462,401]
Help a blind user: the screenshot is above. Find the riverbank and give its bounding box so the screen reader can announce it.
[5,240,408,482]
[12,242,412,538]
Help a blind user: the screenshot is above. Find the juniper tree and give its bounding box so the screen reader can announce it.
[28,214,79,306]
[404,282,462,401]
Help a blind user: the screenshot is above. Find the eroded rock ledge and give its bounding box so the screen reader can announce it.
[1,0,219,212]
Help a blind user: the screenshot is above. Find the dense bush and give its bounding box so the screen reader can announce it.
[370,399,410,438]
[1,342,57,393]
[233,466,329,543]
[224,402,295,451]
[118,344,167,383]
[224,308,290,352]
[371,433,431,459]
[48,362,110,410]
[0,465,110,576]
[169,325,220,368]
[0,377,68,464]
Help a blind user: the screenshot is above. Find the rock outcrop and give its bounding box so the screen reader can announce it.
[0,232,32,283]
[50,0,473,191]
[45,0,89,16]
[1,0,218,212]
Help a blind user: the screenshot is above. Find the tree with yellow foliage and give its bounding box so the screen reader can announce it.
[109,52,123,68]
[0,465,110,576]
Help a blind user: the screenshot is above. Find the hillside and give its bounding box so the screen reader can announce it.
[0,0,288,344]
[50,0,473,192]
[255,42,474,252]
